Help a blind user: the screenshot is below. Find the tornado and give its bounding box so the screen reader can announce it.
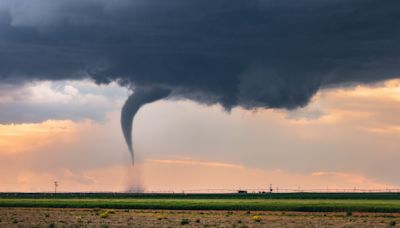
[121,87,171,164]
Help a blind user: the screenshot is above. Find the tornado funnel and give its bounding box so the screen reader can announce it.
[121,87,171,164]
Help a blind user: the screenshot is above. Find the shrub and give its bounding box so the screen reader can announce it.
[180,218,190,225]
[252,215,262,222]
[389,221,396,226]
[100,211,109,219]
[346,212,352,216]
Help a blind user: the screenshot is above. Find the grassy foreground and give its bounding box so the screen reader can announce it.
[1,198,400,213]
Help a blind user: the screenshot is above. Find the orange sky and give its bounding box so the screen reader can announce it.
[1,80,400,192]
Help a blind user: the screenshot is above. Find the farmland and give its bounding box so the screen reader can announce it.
[0,208,400,227]
[1,193,400,227]
[1,193,400,213]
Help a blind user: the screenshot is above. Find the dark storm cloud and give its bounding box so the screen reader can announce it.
[1,0,399,110]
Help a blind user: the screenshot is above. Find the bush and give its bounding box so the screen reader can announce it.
[252,215,262,222]
[180,218,190,225]
[389,221,396,226]
[100,211,109,218]
[346,212,352,216]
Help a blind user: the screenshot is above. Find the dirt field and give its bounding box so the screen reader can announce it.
[0,208,399,227]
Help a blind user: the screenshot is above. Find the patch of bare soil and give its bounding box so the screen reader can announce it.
[0,208,399,227]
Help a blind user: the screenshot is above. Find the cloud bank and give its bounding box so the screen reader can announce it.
[0,80,125,123]
[0,0,399,109]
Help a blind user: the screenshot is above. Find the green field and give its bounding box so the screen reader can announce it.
[1,193,400,213]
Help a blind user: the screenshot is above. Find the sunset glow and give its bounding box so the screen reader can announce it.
[0,80,400,192]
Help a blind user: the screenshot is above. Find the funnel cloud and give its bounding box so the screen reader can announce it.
[121,87,171,163]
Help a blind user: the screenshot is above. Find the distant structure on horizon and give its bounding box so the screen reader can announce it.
[54,181,58,194]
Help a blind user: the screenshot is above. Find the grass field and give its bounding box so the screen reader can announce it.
[1,193,400,227]
[1,197,400,213]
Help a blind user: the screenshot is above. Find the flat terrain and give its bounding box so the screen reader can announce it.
[0,207,399,227]
[1,198,400,213]
[1,193,400,227]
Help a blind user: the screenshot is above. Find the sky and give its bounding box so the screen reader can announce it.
[1,79,400,192]
[0,0,400,192]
